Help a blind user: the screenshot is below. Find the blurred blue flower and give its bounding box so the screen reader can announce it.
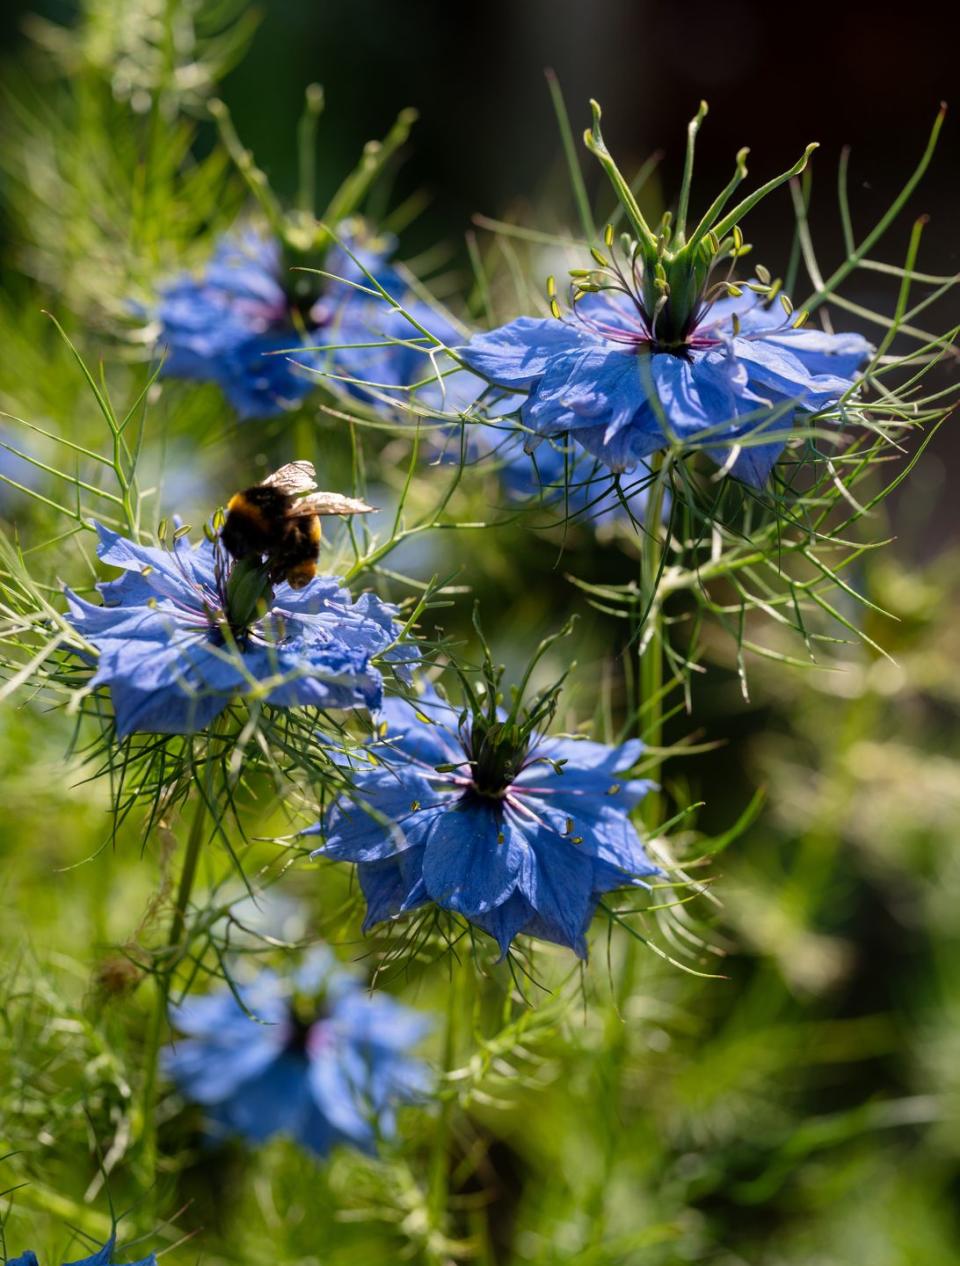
[156,224,401,418]
[164,948,430,1156]
[7,1238,155,1266]
[305,687,660,957]
[459,290,872,487]
[65,524,411,736]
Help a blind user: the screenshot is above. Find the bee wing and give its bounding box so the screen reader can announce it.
[286,492,376,518]
[260,461,317,495]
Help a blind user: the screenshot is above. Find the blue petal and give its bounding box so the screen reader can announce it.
[376,686,464,765]
[62,1242,115,1266]
[733,336,856,408]
[468,889,537,958]
[517,897,599,958]
[94,523,214,600]
[312,771,447,863]
[525,345,647,443]
[334,990,433,1051]
[106,676,228,738]
[216,332,321,419]
[574,414,662,470]
[648,354,719,437]
[63,1239,157,1266]
[764,327,873,377]
[210,1048,316,1145]
[511,815,596,954]
[308,1048,376,1147]
[164,1027,284,1103]
[459,317,586,388]
[420,799,529,917]
[356,851,430,931]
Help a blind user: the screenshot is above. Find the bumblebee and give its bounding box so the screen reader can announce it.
[221,461,373,589]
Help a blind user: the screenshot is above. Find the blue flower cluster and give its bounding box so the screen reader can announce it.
[156,224,401,418]
[164,948,430,1156]
[66,524,410,736]
[8,1239,155,1266]
[306,687,660,957]
[460,290,873,488]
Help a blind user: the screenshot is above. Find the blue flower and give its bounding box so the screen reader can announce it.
[459,287,873,488]
[65,524,412,737]
[305,687,660,957]
[164,948,430,1156]
[156,224,402,418]
[330,293,663,524]
[7,1238,155,1266]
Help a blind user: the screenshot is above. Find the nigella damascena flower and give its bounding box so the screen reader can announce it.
[458,101,875,488]
[163,948,430,1156]
[155,223,401,418]
[334,293,661,522]
[8,1239,155,1266]
[65,524,411,736]
[459,286,873,489]
[304,687,660,957]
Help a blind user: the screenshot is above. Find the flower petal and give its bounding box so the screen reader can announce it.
[420,799,528,917]
[459,317,586,388]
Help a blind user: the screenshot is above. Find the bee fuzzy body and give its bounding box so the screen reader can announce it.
[220,462,373,591]
[272,514,322,589]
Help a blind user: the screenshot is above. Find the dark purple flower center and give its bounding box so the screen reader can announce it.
[285,993,331,1054]
[570,291,723,360]
[460,716,531,798]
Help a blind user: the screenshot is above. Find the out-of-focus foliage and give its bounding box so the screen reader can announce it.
[2,2,959,1264]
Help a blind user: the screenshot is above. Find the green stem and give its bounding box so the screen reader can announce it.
[137,792,208,1202]
[639,459,667,829]
[425,951,469,1262]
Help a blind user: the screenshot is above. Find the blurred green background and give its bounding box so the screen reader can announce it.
[2,3,960,1264]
